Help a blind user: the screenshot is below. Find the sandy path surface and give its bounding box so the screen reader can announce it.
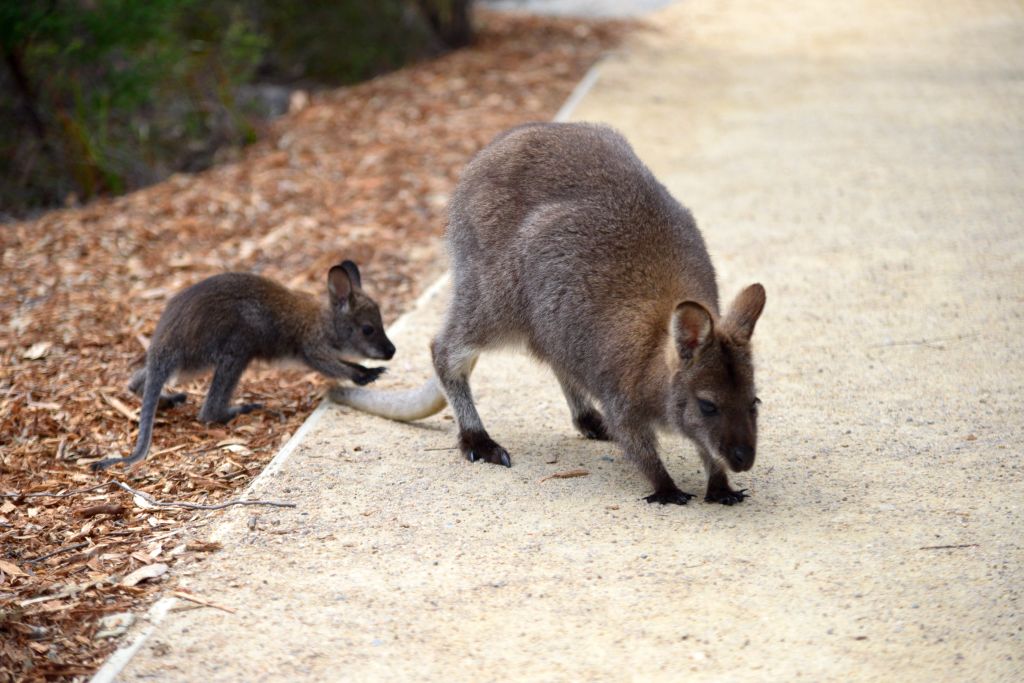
[107,1,1023,680]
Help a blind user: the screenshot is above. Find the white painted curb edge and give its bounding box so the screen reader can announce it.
[89,58,601,683]
[555,60,602,123]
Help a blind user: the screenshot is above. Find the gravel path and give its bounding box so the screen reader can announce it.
[105,1,1023,680]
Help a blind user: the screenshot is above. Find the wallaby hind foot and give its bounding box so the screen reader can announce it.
[573,410,610,441]
[459,429,512,467]
[645,488,696,505]
[199,402,263,424]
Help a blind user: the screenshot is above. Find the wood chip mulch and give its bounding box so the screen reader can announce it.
[0,12,633,681]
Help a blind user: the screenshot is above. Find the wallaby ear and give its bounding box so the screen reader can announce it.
[721,283,766,345]
[327,265,354,307]
[673,301,714,359]
[340,260,362,290]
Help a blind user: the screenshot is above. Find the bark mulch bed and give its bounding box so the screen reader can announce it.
[0,12,633,681]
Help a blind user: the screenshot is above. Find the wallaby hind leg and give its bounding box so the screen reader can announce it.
[432,334,511,468]
[697,445,747,505]
[198,355,261,424]
[129,367,187,409]
[554,371,610,441]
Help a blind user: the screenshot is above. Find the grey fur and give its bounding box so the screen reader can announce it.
[93,263,395,471]
[332,123,766,504]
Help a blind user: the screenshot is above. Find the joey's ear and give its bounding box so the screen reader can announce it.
[673,301,714,359]
[721,283,766,345]
[327,265,353,307]
[340,260,362,290]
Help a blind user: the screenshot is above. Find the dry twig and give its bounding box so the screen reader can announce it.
[539,468,590,483]
[171,590,236,614]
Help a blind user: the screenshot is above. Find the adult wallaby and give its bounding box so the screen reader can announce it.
[92,261,395,471]
[331,123,765,505]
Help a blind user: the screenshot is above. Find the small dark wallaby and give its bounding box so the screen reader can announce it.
[92,261,395,471]
[331,123,765,505]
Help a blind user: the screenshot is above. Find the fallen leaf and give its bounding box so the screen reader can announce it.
[95,612,135,639]
[0,559,26,577]
[23,342,53,360]
[132,494,157,510]
[121,563,168,587]
[101,393,138,422]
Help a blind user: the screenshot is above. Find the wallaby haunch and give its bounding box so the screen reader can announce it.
[331,123,765,505]
[92,262,395,471]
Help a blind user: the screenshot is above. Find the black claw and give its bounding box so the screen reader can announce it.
[458,430,512,467]
[644,488,695,506]
[705,488,749,505]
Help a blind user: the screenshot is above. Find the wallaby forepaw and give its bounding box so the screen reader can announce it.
[574,411,611,441]
[704,488,748,506]
[353,366,386,386]
[644,487,695,505]
[459,430,512,467]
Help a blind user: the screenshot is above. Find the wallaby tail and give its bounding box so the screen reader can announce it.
[329,375,447,422]
[91,359,174,471]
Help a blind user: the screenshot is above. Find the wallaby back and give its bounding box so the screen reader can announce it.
[334,123,764,505]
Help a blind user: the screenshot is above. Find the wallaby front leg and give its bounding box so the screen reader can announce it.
[697,445,748,505]
[616,423,693,505]
[304,352,385,386]
[431,339,510,467]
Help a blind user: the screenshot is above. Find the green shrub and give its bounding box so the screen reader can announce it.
[0,0,474,217]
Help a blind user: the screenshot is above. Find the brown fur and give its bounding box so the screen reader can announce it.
[332,123,766,505]
[92,262,395,471]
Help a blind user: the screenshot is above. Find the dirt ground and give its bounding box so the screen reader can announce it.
[105,0,1022,681]
[0,13,631,681]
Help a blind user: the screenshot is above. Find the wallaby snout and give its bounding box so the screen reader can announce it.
[727,444,755,472]
[371,338,397,361]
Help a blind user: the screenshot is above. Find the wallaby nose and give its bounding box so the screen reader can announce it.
[381,341,396,360]
[730,445,754,471]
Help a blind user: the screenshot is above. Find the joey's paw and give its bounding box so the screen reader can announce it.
[459,431,512,467]
[353,366,386,386]
[574,411,611,441]
[705,488,748,506]
[644,488,695,505]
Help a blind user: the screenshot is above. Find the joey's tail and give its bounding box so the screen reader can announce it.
[91,359,174,471]
[329,375,447,422]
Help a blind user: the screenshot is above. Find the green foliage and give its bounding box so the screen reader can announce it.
[0,0,473,216]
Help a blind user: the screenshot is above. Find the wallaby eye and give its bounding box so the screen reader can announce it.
[361,324,375,337]
[698,399,718,417]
